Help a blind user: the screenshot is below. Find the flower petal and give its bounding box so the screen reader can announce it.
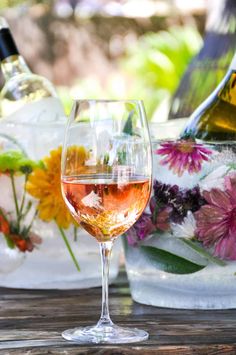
[214,232,236,260]
[203,189,232,211]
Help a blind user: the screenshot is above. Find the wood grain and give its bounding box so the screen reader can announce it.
[0,271,236,354]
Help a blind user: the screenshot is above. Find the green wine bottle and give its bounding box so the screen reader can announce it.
[182,53,236,142]
[170,0,236,121]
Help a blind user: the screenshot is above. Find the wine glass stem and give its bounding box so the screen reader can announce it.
[97,240,114,327]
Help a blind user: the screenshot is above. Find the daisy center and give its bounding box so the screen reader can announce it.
[177,140,194,154]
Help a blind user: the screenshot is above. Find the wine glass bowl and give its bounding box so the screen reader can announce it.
[62,175,150,242]
[61,100,152,344]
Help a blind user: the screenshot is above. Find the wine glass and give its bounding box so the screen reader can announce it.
[61,99,152,344]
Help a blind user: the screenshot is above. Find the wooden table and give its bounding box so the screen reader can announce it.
[0,271,236,354]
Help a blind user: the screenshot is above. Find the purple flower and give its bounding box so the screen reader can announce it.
[153,206,172,231]
[195,175,236,260]
[126,207,171,246]
[126,213,155,246]
[155,139,212,176]
[153,180,206,224]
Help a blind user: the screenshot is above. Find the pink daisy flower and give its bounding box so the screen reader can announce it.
[155,139,212,177]
[195,174,236,260]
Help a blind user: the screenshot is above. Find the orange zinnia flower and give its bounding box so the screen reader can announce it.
[0,214,10,235]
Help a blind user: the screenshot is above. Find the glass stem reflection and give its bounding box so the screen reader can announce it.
[97,240,114,327]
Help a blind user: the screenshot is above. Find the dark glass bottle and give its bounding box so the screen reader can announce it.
[182,54,236,142]
[169,0,236,121]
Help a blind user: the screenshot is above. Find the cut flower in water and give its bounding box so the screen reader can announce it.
[155,138,212,177]
[195,173,236,260]
[26,146,73,229]
[125,139,236,275]
[0,149,42,253]
[0,145,89,273]
[26,145,88,272]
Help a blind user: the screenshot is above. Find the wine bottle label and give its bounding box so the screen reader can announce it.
[218,72,236,105]
[1,97,66,123]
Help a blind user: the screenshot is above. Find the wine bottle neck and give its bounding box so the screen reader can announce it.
[229,53,236,71]
[0,25,31,80]
[1,54,31,80]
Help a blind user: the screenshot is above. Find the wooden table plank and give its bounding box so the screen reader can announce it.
[0,271,236,354]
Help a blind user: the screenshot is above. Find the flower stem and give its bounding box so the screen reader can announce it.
[0,208,7,221]
[73,225,77,242]
[10,171,20,222]
[21,201,33,220]
[19,174,28,222]
[25,209,38,236]
[57,224,80,272]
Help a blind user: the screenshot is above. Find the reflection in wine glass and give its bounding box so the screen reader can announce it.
[61,100,152,344]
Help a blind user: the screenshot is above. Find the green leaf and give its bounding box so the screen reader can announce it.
[123,109,134,135]
[140,245,205,274]
[4,235,15,249]
[122,25,202,120]
[227,162,236,170]
[181,239,226,267]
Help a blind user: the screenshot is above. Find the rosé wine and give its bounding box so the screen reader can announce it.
[62,175,151,242]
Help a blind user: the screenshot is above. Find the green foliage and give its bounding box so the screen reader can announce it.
[123,108,134,135]
[0,0,49,9]
[181,238,226,266]
[0,0,27,9]
[0,150,40,173]
[122,26,202,120]
[58,26,202,121]
[56,86,74,117]
[141,245,205,274]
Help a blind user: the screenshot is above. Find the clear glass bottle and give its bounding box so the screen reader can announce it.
[182,52,236,142]
[0,17,64,123]
[0,18,121,291]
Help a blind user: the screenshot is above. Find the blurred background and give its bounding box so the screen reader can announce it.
[0,0,236,121]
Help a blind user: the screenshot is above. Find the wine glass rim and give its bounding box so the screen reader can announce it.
[73,99,144,104]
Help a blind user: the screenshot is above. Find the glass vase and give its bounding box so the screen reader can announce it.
[124,119,236,309]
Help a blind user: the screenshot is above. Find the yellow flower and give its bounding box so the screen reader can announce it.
[65,145,89,175]
[26,146,87,229]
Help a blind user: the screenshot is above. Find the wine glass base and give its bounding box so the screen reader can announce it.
[62,324,149,344]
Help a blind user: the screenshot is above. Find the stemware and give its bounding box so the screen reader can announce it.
[61,99,152,344]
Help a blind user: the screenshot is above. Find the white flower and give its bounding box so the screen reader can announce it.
[199,165,232,192]
[212,149,236,166]
[81,191,103,210]
[200,149,236,178]
[171,211,196,239]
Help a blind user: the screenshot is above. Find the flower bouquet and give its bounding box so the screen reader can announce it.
[0,132,120,289]
[124,120,236,309]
